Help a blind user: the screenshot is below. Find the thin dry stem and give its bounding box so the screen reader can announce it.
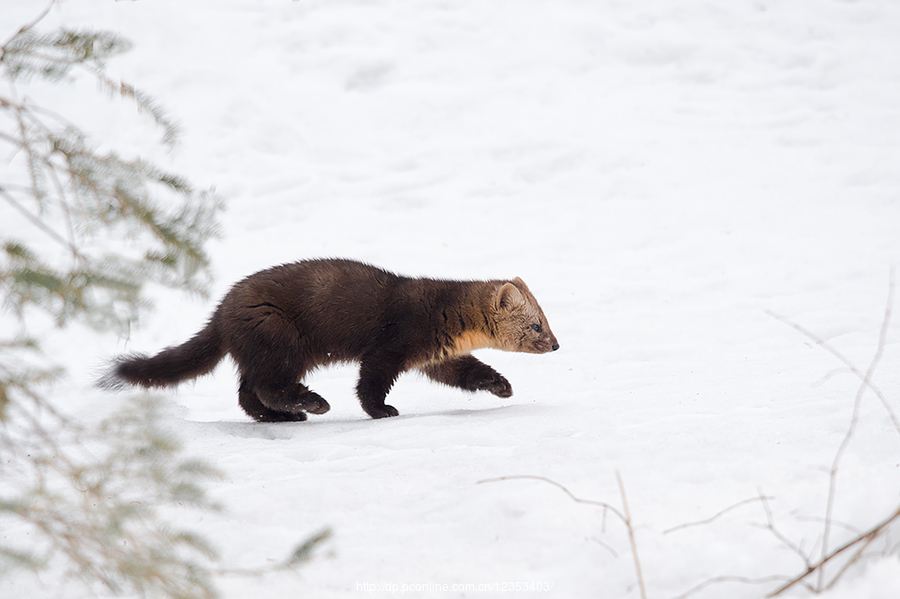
[756,491,813,569]
[590,536,619,558]
[664,495,775,535]
[767,505,900,597]
[478,475,627,522]
[617,470,646,599]
[766,269,899,595]
[819,268,894,588]
[823,536,875,592]
[478,474,645,598]
[672,575,792,599]
[765,273,899,437]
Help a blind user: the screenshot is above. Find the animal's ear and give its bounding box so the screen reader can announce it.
[497,282,526,311]
[512,276,530,292]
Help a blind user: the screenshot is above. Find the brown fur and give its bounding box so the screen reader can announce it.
[101,259,559,422]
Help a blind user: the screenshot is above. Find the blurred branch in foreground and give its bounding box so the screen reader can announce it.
[0,3,233,597]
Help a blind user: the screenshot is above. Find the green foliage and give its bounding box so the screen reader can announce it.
[0,396,223,599]
[0,4,233,598]
[286,529,333,568]
[1,26,131,81]
[0,4,222,337]
[0,6,329,597]
[1,7,178,145]
[0,336,63,429]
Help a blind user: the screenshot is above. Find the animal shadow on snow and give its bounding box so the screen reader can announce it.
[192,403,540,440]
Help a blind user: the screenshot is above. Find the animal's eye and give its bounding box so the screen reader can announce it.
[531,324,542,333]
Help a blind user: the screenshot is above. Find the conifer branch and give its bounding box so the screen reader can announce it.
[0,187,80,256]
[0,5,231,596]
[0,0,57,53]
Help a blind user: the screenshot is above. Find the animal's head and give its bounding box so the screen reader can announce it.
[492,277,559,354]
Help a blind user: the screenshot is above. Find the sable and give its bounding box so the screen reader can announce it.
[101,259,559,422]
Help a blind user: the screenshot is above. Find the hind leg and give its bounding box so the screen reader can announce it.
[238,374,330,422]
[239,382,307,422]
[254,381,330,416]
[229,312,330,421]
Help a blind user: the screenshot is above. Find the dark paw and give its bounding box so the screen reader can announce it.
[366,404,399,419]
[301,392,331,415]
[489,378,513,398]
[470,373,513,398]
[256,410,307,423]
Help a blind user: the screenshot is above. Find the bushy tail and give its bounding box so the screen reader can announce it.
[100,318,226,390]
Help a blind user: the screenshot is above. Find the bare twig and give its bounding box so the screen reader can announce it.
[478,474,645,598]
[822,535,876,592]
[672,575,792,599]
[670,491,830,599]
[589,536,618,558]
[819,269,894,588]
[767,505,900,597]
[478,475,627,522]
[765,269,899,437]
[664,495,775,535]
[763,314,897,433]
[756,491,813,569]
[617,471,646,599]
[796,515,862,537]
[766,269,898,595]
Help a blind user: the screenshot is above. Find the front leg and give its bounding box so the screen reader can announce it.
[420,355,513,398]
[356,351,403,419]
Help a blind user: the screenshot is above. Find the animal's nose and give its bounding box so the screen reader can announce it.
[551,343,559,351]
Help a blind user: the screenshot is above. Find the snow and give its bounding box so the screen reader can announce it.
[3,0,900,597]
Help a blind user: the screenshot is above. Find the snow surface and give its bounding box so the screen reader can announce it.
[3,0,900,597]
